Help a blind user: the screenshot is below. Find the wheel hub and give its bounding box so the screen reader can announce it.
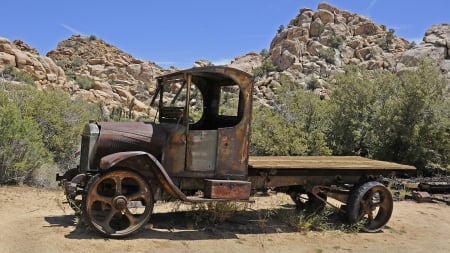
[113,196,128,211]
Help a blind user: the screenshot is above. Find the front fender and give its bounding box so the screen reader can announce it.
[99,151,187,201]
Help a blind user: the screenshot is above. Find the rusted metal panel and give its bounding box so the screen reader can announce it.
[204,179,251,200]
[215,126,249,179]
[186,130,217,172]
[413,191,432,203]
[161,126,186,175]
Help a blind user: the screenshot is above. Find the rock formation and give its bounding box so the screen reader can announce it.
[1,3,449,115]
[46,35,165,118]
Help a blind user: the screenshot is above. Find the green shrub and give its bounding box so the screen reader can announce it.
[251,75,332,156]
[0,91,51,184]
[329,35,344,49]
[0,65,35,85]
[254,58,277,77]
[0,82,100,182]
[307,78,321,90]
[76,75,95,90]
[319,47,335,64]
[25,88,100,168]
[71,56,83,69]
[328,59,450,173]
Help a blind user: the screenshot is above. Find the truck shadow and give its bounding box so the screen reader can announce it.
[45,205,349,240]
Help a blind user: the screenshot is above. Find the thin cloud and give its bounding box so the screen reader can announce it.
[60,24,84,35]
[365,0,377,17]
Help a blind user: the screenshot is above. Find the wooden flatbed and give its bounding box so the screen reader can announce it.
[248,156,415,171]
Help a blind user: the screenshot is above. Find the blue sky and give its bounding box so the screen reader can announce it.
[1,1,449,69]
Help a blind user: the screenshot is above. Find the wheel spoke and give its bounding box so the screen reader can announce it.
[123,208,140,227]
[91,190,113,205]
[113,176,123,195]
[97,209,118,234]
[127,190,147,202]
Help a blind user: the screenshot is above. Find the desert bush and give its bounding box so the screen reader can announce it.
[251,75,332,156]
[329,35,344,49]
[319,47,335,64]
[307,77,321,90]
[0,82,100,184]
[76,75,95,90]
[0,91,51,184]
[24,88,100,169]
[328,59,450,173]
[71,56,83,69]
[0,65,35,85]
[254,58,277,77]
[188,202,248,226]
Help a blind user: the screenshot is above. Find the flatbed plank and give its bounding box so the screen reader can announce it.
[248,156,415,171]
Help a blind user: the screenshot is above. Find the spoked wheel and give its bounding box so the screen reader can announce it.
[82,169,154,237]
[347,181,393,232]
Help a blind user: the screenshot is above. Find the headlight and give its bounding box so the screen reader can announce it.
[79,122,100,172]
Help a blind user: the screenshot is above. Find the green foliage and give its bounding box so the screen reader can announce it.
[328,59,450,173]
[319,47,335,64]
[71,56,83,69]
[0,65,35,85]
[408,41,417,49]
[277,25,285,34]
[329,35,344,49]
[26,89,100,168]
[307,77,321,90]
[380,28,395,51]
[253,58,277,77]
[293,208,333,232]
[89,34,97,41]
[0,90,51,184]
[76,75,95,90]
[251,75,332,156]
[260,48,270,58]
[0,82,100,184]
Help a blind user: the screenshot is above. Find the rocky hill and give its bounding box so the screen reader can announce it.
[238,3,450,105]
[46,35,167,117]
[1,2,449,117]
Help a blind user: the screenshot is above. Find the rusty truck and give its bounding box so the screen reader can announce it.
[57,66,415,237]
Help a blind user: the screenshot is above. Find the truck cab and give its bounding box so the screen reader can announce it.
[154,66,253,180]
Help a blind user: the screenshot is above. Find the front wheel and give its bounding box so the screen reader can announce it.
[82,169,154,237]
[347,181,393,232]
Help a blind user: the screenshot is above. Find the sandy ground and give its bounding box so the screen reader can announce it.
[0,186,449,253]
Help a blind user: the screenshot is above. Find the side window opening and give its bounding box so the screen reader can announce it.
[217,84,241,127]
[158,80,204,125]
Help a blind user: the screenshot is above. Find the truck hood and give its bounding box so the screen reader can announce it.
[95,122,173,161]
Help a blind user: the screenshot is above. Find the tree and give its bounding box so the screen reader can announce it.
[328,59,450,173]
[251,75,332,156]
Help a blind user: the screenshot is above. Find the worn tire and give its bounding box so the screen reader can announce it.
[347,181,393,232]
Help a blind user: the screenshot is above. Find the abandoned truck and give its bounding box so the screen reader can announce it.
[57,66,415,237]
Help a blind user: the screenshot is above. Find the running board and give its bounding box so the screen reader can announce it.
[185,196,254,203]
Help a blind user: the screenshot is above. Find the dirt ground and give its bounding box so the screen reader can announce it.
[0,186,449,253]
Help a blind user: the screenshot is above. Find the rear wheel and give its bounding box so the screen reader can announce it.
[347,181,393,232]
[82,169,154,237]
